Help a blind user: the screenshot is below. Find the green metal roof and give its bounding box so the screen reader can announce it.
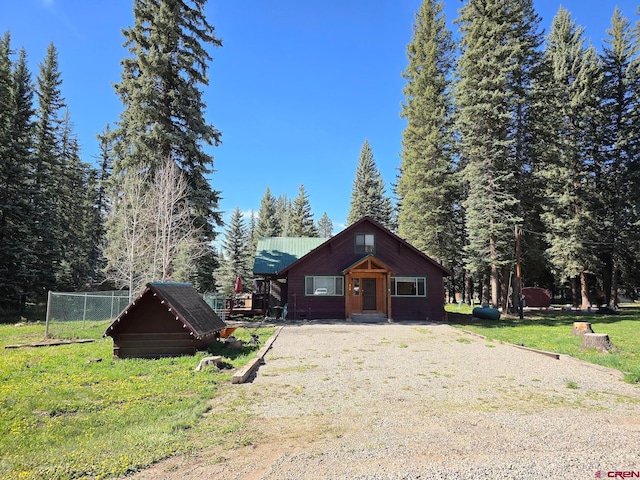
[253,237,327,275]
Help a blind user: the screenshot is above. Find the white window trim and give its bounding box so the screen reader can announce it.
[391,276,427,297]
[304,276,345,297]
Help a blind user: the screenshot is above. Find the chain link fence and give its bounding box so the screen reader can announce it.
[45,291,131,338]
[204,294,227,321]
[45,290,227,339]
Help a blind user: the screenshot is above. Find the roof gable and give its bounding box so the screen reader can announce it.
[279,216,452,276]
[253,237,327,275]
[105,282,225,338]
[341,254,396,275]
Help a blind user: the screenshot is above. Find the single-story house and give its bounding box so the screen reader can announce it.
[104,282,226,358]
[253,216,452,321]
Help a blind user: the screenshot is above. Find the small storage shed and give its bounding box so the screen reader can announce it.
[105,282,226,359]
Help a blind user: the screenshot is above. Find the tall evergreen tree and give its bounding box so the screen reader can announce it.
[274,194,292,236]
[505,0,551,300]
[256,187,279,238]
[535,8,602,308]
[6,46,37,305]
[317,212,333,238]
[455,0,542,308]
[0,34,36,306]
[88,125,115,284]
[597,7,640,306]
[109,0,223,290]
[290,184,318,237]
[347,139,393,228]
[55,110,95,290]
[215,207,252,296]
[32,42,66,294]
[247,209,257,258]
[397,0,456,265]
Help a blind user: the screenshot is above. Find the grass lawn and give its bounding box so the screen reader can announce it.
[0,321,274,480]
[447,303,640,384]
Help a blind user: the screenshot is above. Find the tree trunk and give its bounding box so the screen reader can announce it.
[580,268,590,310]
[571,276,579,308]
[490,264,499,309]
[489,233,499,308]
[482,275,490,306]
[602,258,612,307]
[500,265,510,312]
[511,273,519,314]
[609,258,619,309]
[447,270,456,303]
[465,273,472,305]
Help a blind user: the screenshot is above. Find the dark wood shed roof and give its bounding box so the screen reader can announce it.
[105,282,226,339]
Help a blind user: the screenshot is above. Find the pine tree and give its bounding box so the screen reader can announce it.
[256,187,279,238]
[290,184,318,237]
[597,8,640,306]
[274,194,292,236]
[8,46,38,305]
[317,212,333,238]
[397,0,456,265]
[88,125,115,284]
[455,0,542,308]
[0,34,35,307]
[55,110,95,290]
[247,209,257,259]
[32,42,66,294]
[536,8,602,308]
[347,139,393,228]
[109,0,223,290]
[215,207,252,296]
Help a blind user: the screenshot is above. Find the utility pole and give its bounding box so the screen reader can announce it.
[515,225,523,319]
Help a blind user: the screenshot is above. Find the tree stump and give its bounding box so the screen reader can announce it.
[572,322,594,336]
[581,333,617,352]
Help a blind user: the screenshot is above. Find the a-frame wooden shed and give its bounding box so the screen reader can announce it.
[105,282,226,359]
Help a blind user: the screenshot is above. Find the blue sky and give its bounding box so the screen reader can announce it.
[3,1,638,235]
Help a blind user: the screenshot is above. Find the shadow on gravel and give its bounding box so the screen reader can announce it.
[260,319,449,328]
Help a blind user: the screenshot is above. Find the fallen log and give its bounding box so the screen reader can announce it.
[5,339,95,349]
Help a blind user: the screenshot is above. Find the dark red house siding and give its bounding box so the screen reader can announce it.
[281,218,449,321]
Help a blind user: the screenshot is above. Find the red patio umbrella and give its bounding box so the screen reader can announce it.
[234,275,243,293]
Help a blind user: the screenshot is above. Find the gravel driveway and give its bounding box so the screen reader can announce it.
[129,322,640,479]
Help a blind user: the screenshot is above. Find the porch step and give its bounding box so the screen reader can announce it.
[351,313,389,323]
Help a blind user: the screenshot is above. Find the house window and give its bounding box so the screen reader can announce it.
[355,233,375,254]
[391,277,426,297]
[305,276,344,296]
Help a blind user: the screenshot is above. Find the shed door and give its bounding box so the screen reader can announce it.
[362,278,377,310]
